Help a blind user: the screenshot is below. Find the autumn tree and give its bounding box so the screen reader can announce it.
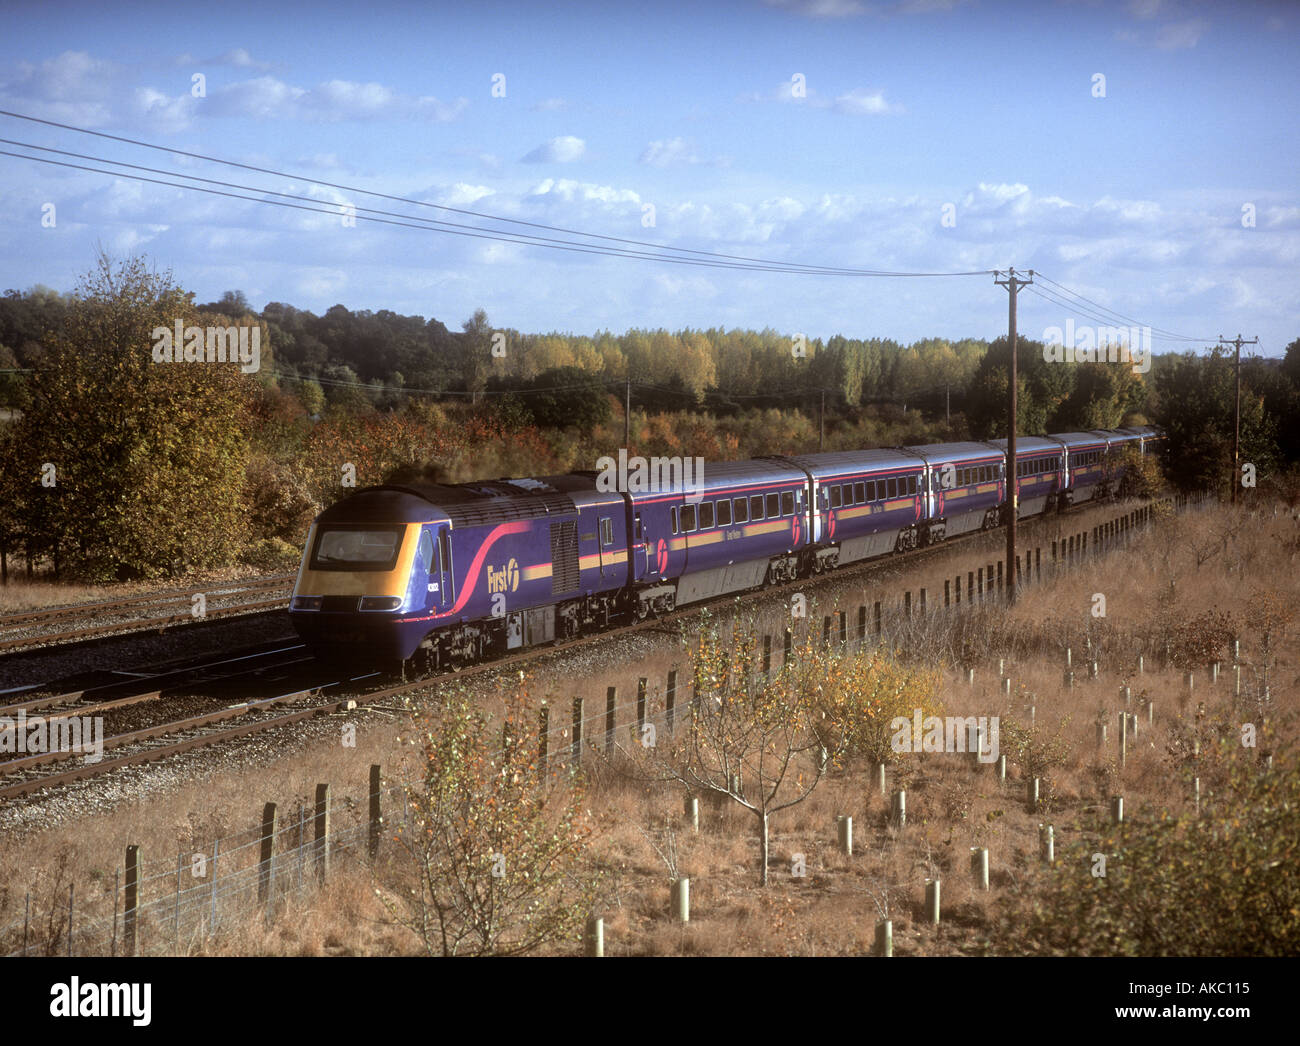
[6,252,251,579]
[381,680,596,956]
[629,615,842,886]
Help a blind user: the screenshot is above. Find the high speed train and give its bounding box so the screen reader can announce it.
[289,426,1163,673]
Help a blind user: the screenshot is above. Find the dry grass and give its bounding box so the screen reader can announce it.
[2,497,1295,956]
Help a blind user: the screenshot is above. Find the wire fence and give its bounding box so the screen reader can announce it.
[0,494,1212,956]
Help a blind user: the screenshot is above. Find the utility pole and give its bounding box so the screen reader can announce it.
[625,374,631,448]
[994,267,1034,604]
[1217,334,1257,505]
[945,384,950,425]
[819,389,825,452]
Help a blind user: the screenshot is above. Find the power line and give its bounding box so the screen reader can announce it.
[0,109,991,279]
[0,146,904,277]
[1031,272,1215,343]
[1021,284,1213,345]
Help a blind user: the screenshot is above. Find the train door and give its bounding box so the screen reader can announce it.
[420,524,451,608]
[810,477,823,543]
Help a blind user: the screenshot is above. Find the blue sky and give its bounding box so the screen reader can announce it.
[1,0,1296,356]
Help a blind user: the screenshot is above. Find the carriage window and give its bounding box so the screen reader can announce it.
[699,502,715,529]
[782,491,795,516]
[886,477,897,499]
[751,495,764,521]
[854,482,865,503]
[830,486,842,509]
[312,527,403,571]
[681,504,697,532]
[717,499,732,526]
[767,493,780,518]
[841,484,851,504]
[733,498,748,524]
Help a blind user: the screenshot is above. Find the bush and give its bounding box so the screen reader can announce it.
[239,537,302,571]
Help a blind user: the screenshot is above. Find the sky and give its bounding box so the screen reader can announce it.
[0,0,1297,357]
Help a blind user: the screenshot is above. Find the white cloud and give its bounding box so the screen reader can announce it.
[639,137,700,167]
[521,136,587,163]
[441,183,495,206]
[206,76,468,122]
[763,0,867,16]
[1155,18,1207,49]
[1127,0,1164,19]
[529,97,568,112]
[832,88,902,115]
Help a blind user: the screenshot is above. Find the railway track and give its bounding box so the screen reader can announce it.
[0,496,1170,804]
[0,574,295,654]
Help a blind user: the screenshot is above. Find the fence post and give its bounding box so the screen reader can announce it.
[666,671,677,734]
[571,697,584,765]
[873,602,882,635]
[762,635,772,675]
[637,677,647,738]
[259,803,278,912]
[944,579,951,608]
[368,765,382,858]
[538,701,549,772]
[605,686,617,756]
[919,588,927,615]
[124,844,139,957]
[857,605,867,640]
[314,783,331,884]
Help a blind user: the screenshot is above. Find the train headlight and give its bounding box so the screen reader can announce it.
[291,596,323,611]
[359,596,402,611]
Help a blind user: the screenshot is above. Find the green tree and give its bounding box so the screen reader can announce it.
[7,251,251,579]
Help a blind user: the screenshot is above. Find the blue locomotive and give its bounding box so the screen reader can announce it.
[289,425,1163,672]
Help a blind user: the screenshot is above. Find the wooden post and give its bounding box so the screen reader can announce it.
[666,670,677,734]
[944,579,951,608]
[124,844,139,957]
[873,602,882,635]
[838,610,847,645]
[955,573,961,604]
[585,915,604,957]
[970,847,989,890]
[823,615,832,646]
[967,570,974,601]
[1035,546,1041,581]
[837,815,853,855]
[783,628,793,663]
[636,677,647,738]
[259,802,278,910]
[903,593,911,618]
[925,879,941,924]
[571,697,583,765]
[605,686,617,756]
[977,567,984,600]
[538,701,549,772]
[368,765,382,858]
[919,588,927,614]
[857,605,867,640]
[314,783,330,884]
[671,878,690,923]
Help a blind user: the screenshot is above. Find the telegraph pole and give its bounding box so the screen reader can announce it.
[1217,334,1257,505]
[819,389,825,451]
[995,268,1034,604]
[625,374,631,448]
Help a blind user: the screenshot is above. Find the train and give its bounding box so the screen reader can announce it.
[288,425,1164,673]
